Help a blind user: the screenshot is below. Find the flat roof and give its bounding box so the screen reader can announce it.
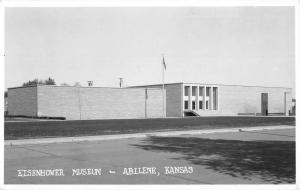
[7,82,292,90]
[7,85,38,90]
[130,82,293,90]
[7,84,162,90]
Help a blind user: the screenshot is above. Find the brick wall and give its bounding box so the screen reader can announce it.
[37,86,164,120]
[7,86,37,116]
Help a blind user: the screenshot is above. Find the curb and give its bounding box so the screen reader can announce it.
[5,125,294,146]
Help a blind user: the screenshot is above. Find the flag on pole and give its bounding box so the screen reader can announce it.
[162,56,166,70]
[161,54,166,118]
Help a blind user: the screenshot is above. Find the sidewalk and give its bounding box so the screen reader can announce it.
[5,125,294,146]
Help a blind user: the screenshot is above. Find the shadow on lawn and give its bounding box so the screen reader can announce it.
[132,136,295,184]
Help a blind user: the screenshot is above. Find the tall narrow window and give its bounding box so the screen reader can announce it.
[206,100,209,109]
[192,101,196,110]
[184,86,189,96]
[206,87,210,96]
[213,87,218,110]
[184,101,189,109]
[199,87,203,96]
[199,101,203,109]
[192,86,196,96]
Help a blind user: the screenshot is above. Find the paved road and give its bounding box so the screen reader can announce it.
[4,128,295,184]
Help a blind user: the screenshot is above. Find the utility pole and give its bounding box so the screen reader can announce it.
[119,77,123,88]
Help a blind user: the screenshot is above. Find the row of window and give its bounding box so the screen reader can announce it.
[184,100,209,110]
[183,86,218,110]
[184,86,211,97]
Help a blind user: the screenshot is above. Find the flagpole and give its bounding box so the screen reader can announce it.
[162,54,165,118]
[145,88,148,118]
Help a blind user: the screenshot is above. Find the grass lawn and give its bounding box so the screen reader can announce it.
[5,116,295,140]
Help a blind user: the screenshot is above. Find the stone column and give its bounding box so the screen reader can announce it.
[188,86,192,110]
[203,86,206,110]
[196,86,199,110]
[210,87,213,110]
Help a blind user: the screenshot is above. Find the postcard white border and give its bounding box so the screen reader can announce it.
[0,0,298,190]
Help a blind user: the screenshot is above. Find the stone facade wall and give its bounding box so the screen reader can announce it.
[165,84,182,117]
[7,84,293,119]
[195,85,292,116]
[130,84,182,117]
[7,86,37,116]
[37,86,164,120]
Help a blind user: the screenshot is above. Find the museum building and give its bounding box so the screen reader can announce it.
[7,82,293,120]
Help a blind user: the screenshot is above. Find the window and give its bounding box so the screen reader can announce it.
[199,87,203,96]
[184,101,189,109]
[184,86,189,96]
[206,87,210,96]
[192,86,196,96]
[192,101,195,110]
[213,87,218,110]
[199,101,203,109]
[206,100,209,109]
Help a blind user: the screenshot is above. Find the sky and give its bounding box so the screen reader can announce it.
[5,7,295,92]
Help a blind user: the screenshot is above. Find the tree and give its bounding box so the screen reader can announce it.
[22,79,39,87]
[45,77,56,85]
[22,77,56,87]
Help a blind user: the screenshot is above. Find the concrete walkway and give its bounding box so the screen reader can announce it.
[5,125,294,146]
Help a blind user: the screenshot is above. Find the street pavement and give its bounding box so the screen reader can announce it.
[4,128,295,184]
